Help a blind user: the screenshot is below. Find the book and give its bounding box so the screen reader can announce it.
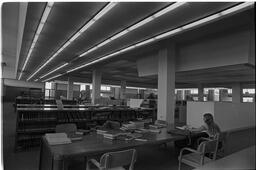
[45,133,71,145]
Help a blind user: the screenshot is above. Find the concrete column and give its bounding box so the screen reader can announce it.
[85,85,90,100]
[67,78,74,100]
[120,80,126,99]
[208,90,214,101]
[176,90,183,101]
[92,69,101,104]
[157,45,176,125]
[114,87,120,99]
[198,84,204,101]
[139,89,145,99]
[232,83,242,103]
[219,89,229,102]
[185,90,191,101]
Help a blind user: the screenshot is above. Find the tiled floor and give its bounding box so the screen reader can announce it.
[2,102,255,170]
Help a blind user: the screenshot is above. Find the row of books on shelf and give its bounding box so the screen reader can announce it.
[20,113,56,121]
[17,127,55,133]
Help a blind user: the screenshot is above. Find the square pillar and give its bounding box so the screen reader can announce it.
[157,45,176,125]
[198,84,204,101]
[92,69,101,104]
[67,78,74,100]
[232,83,242,103]
[219,89,229,102]
[176,90,183,101]
[207,89,215,101]
[120,80,126,99]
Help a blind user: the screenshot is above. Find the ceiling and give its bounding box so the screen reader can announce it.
[2,2,255,88]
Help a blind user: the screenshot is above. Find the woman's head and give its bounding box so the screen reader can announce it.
[203,113,214,125]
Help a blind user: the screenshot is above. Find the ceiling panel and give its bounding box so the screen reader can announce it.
[13,2,254,87]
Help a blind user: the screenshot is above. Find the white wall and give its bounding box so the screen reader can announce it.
[214,102,255,131]
[136,29,251,77]
[187,101,255,132]
[187,101,215,128]
[3,78,44,89]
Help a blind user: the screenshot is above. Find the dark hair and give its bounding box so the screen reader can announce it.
[203,113,213,119]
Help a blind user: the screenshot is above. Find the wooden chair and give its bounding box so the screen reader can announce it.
[178,135,219,170]
[86,149,137,170]
[55,123,77,134]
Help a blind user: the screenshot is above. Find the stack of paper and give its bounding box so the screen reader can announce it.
[121,121,145,130]
[103,131,130,140]
[45,133,71,145]
[96,129,108,135]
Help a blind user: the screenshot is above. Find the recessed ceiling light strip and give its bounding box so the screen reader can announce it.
[78,2,186,58]
[18,2,54,80]
[42,74,62,82]
[66,2,253,74]
[27,2,117,81]
[40,63,69,79]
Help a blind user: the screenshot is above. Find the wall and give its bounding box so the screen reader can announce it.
[186,101,215,128]
[214,102,255,131]
[187,101,255,132]
[3,78,44,89]
[136,29,251,76]
[2,78,44,102]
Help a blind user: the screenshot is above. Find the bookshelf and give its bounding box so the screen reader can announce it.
[15,106,156,151]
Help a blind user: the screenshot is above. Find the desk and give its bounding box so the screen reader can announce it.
[39,128,191,170]
[194,145,255,170]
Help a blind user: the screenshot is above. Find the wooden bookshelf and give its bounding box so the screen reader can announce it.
[15,106,156,151]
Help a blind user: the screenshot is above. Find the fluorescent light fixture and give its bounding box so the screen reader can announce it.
[18,2,54,80]
[154,28,182,40]
[40,63,69,79]
[27,2,117,81]
[79,46,99,57]
[67,2,253,74]
[128,17,154,31]
[41,6,52,23]
[135,38,155,47]
[34,79,38,82]
[36,23,44,34]
[182,14,221,30]
[79,20,95,33]
[97,39,111,48]
[78,2,185,58]
[153,2,186,18]
[69,32,81,42]
[94,2,117,20]
[220,2,254,15]
[42,74,62,82]
[110,30,129,41]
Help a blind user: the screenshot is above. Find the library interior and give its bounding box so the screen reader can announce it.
[1,2,255,170]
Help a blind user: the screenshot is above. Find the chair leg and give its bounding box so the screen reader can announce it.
[178,160,181,170]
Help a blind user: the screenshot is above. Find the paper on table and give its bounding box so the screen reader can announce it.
[176,126,186,130]
[45,133,71,145]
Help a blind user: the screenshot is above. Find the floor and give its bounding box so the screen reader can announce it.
[2,102,255,170]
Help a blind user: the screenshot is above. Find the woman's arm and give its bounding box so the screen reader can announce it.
[189,125,207,132]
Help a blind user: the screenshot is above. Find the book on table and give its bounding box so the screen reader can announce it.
[45,133,71,145]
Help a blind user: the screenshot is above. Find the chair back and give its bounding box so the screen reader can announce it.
[100,149,137,170]
[197,135,219,160]
[56,123,77,134]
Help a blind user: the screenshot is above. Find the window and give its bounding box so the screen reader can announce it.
[45,82,52,89]
[101,85,111,91]
[242,88,255,103]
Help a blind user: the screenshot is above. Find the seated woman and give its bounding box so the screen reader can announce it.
[188,113,222,149]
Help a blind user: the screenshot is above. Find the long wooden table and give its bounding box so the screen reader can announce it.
[194,145,255,170]
[39,128,199,170]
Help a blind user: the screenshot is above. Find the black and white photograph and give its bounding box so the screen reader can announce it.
[1,1,255,170]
